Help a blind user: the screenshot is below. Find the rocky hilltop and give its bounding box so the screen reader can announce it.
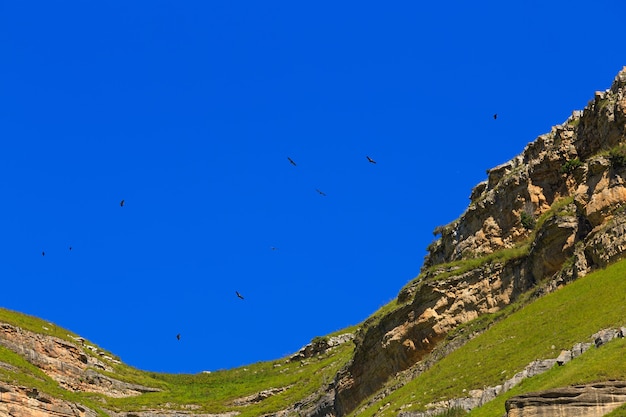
[2,67,626,417]
[329,66,626,417]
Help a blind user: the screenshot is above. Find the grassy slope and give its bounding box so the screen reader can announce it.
[0,307,354,416]
[350,257,626,417]
[3,246,626,417]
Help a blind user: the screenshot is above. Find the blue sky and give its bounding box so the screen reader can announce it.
[1,1,624,373]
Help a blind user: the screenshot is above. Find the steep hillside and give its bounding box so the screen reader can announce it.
[2,66,626,417]
[332,65,626,416]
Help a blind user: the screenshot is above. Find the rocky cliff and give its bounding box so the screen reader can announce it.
[2,67,626,417]
[327,66,626,417]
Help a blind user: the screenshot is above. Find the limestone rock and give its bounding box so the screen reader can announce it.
[334,257,533,416]
[0,383,98,417]
[505,381,626,417]
[0,322,159,398]
[425,67,626,268]
[289,333,354,361]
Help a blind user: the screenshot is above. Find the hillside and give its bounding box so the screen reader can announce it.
[2,66,626,417]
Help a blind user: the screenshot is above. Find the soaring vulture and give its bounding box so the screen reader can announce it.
[287,157,297,166]
[120,199,125,207]
[236,291,245,300]
[366,156,376,164]
[316,189,327,196]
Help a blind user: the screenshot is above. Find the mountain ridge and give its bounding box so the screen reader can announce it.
[3,66,626,417]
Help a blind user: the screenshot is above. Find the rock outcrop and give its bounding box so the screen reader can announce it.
[289,334,355,362]
[505,381,626,417]
[0,323,159,397]
[334,257,533,416]
[328,67,626,416]
[0,383,97,417]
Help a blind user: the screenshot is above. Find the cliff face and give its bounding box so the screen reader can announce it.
[330,66,626,416]
[3,67,626,417]
[333,257,533,416]
[428,68,626,267]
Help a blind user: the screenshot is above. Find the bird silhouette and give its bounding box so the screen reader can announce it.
[41,251,45,256]
[120,199,125,207]
[270,246,278,251]
[69,246,72,251]
[236,291,244,300]
[316,189,327,196]
[287,157,297,166]
[493,113,498,120]
[366,156,377,164]
[176,333,181,341]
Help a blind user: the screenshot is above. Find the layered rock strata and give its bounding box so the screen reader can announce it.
[505,381,626,417]
[329,67,626,416]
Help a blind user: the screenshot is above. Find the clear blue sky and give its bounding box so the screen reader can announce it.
[1,1,624,373]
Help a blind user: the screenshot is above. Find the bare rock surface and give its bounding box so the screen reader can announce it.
[330,67,626,417]
[0,322,159,397]
[505,381,626,417]
[0,383,98,417]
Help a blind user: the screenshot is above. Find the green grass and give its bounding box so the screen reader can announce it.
[423,243,530,282]
[0,308,120,361]
[0,308,81,343]
[349,257,626,417]
[104,341,354,416]
[606,403,626,416]
[470,338,626,417]
[0,306,355,417]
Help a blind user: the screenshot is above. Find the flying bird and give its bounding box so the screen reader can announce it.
[493,113,498,120]
[366,156,376,164]
[176,333,181,341]
[287,157,297,166]
[69,246,72,251]
[41,251,45,256]
[316,189,327,196]
[270,246,278,251]
[236,291,245,300]
[120,199,125,207]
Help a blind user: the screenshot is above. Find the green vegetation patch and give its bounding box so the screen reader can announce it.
[0,308,82,342]
[470,338,626,417]
[351,257,626,417]
[0,306,355,417]
[606,403,626,417]
[422,243,530,283]
[560,158,583,174]
[609,145,626,168]
[104,339,354,417]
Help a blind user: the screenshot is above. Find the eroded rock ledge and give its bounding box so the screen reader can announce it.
[0,383,98,417]
[505,381,626,417]
[0,322,159,397]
